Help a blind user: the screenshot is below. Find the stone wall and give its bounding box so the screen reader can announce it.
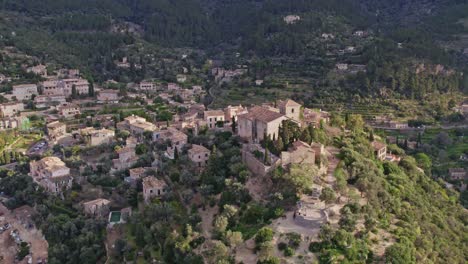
[242,145,281,177]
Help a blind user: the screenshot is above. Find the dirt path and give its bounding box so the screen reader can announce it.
[198,205,218,239]
[0,204,48,264]
[235,239,257,264]
[105,226,123,264]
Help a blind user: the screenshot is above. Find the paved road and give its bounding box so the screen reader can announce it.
[371,124,468,131]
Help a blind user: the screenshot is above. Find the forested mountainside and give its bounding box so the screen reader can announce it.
[0,0,467,115]
[1,0,467,47]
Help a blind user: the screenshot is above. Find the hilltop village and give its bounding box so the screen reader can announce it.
[0,58,465,263]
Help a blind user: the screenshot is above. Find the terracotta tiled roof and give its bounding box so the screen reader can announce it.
[238,106,285,123]
[188,144,210,154]
[371,141,386,151]
[277,99,301,108]
[290,140,313,151]
[117,146,135,154]
[143,176,167,189]
[204,110,224,117]
[83,198,110,207]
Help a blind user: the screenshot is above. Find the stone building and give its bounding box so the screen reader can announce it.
[0,102,24,117]
[97,90,120,103]
[449,168,466,181]
[80,127,115,146]
[12,84,38,100]
[34,95,66,108]
[188,144,211,168]
[372,141,387,161]
[237,106,287,142]
[277,99,301,122]
[29,157,72,195]
[112,146,138,171]
[204,110,225,129]
[58,103,81,118]
[47,121,67,142]
[143,176,168,203]
[83,198,111,218]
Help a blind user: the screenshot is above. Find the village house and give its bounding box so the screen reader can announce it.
[47,121,67,143]
[255,80,264,86]
[143,176,168,203]
[112,145,138,171]
[83,198,111,218]
[372,141,387,161]
[237,106,287,142]
[41,80,62,96]
[117,115,157,138]
[27,64,47,77]
[0,116,26,131]
[277,99,302,122]
[0,102,24,117]
[116,57,130,68]
[139,81,154,91]
[321,33,335,40]
[176,74,187,83]
[180,89,195,102]
[180,110,199,123]
[80,127,115,146]
[97,89,120,103]
[153,127,188,152]
[388,121,408,129]
[87,114,115,128]
[126,136,138,148]
[12,84,38,100]
[224,105,247,122]
[58,103,81,118]
[302,108,330,127]
[354,30,366,37]
[212,68,246,83]
[58,68,80,78]
[336,63,348,70]
[283,15,301,24]
[63,78,90,95]
[281,141,316,167]
[345,46,356,53]
[188,144,211,168]
[41,79,89,97]
[29,157,72,195]
[125,167,150,186]
[204,110,225,129]
[34,94,66,108]
[167,83,181,92]
[448,168,466,181]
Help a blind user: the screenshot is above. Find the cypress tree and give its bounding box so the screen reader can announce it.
[88,80,95,97]
[174,147,179,160]
[276,137,284,152]
[231,117,236,133]
[71,84,77,99]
